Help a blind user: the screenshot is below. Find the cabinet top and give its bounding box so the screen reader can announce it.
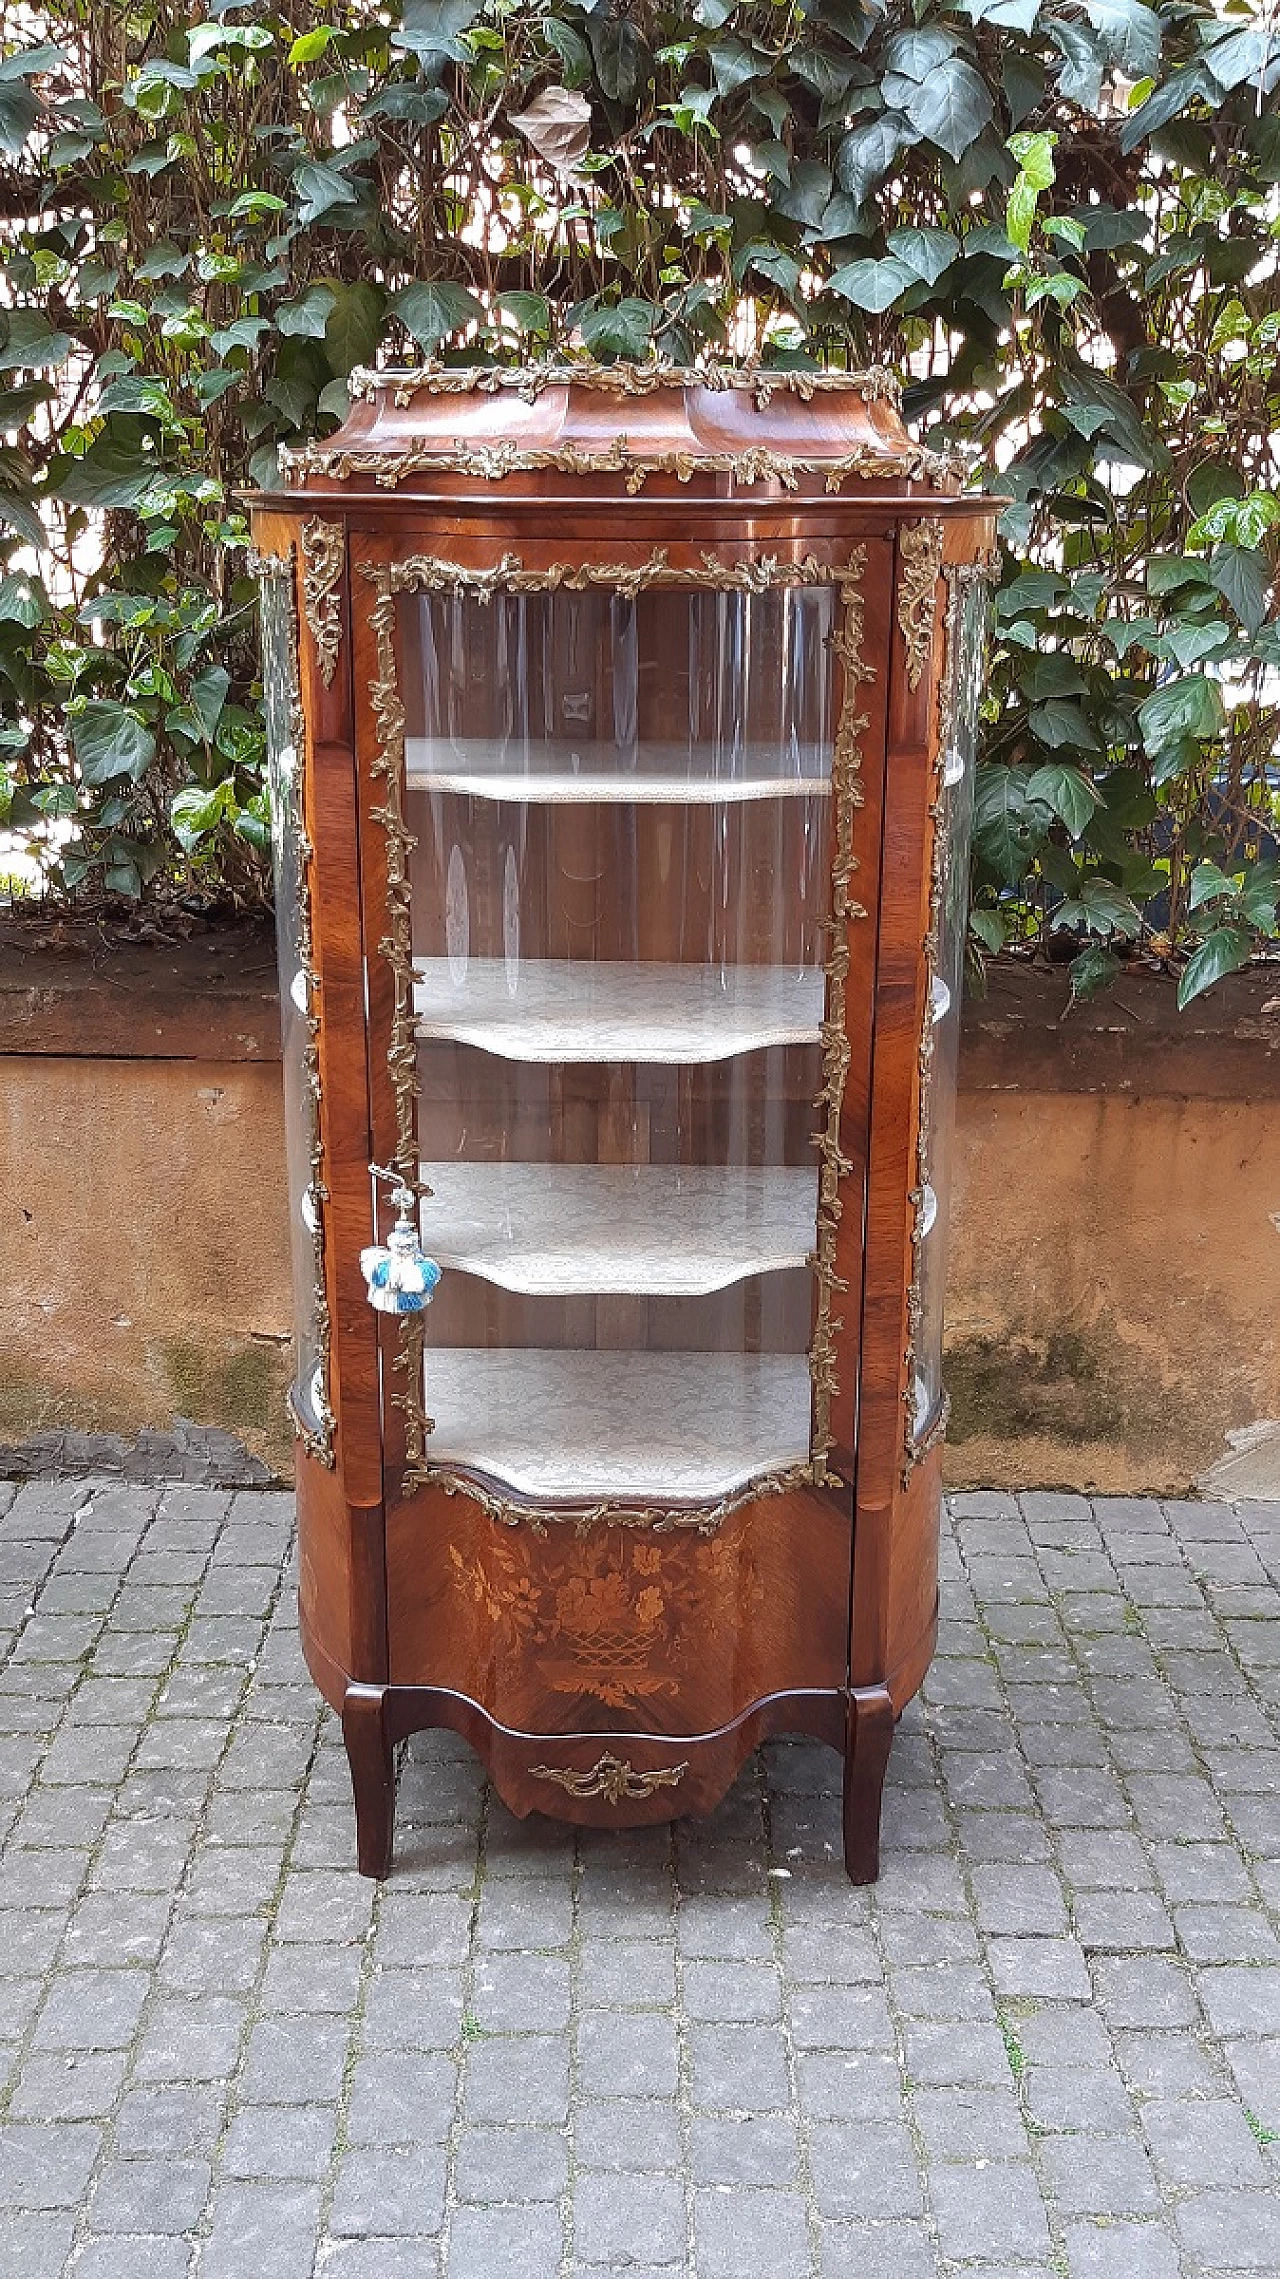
[273,358,970,507]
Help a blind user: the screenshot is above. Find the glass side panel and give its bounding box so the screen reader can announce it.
[260,569,330,1446]
[912,570,987,1440]
[401,582,840,1506]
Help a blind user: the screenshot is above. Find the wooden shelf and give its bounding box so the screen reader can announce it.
[405,737,830,805]
[413,958,826,1065]
[420,1162,818,1296]
[422,1346,813,1501]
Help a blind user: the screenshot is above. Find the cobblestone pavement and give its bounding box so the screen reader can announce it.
[0,1479,1276,2279]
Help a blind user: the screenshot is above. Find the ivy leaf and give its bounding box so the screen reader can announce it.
[1177,925,1251,1009]
[0,310,72,372]
[1069,944,1120,999]
[324,281,386,375]
[1137,674,1226,756]
[293,159,361,225]
[277,284,336,339]
[885,226,958,285]
[828,255,914,312]
[1082,0,1161,80]
[394,0,482,74]
[189,665,231,741]
[511,86,592,175]
[498,291,551,337]
[836,113,920,205]
[1208,544,1270,634]
[1188,860,1237,911]
[47,436,158,509]
[969,906,1007,953]
[578,298,656,359]
[1051,22,1105,110]
[1027,699,1101,753]
[973,763,1051,884]
[1026,760,1102,835]
[72,702,156,786]
[904,60,993,164]
[587,15,651,107]
[391,278,484,352]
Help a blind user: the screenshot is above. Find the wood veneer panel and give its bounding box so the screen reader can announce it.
[385,1486,851,1737]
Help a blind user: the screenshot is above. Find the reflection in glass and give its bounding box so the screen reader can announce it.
[260,570,329,1447]
[912,572,987,1439]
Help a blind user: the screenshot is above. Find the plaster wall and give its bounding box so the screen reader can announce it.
[1,1046,1276,1494]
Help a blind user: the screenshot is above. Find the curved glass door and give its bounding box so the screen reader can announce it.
[398,578,841,1511]
[911,567,987,1444]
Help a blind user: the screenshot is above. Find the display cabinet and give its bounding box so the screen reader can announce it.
[249,363,994,1881]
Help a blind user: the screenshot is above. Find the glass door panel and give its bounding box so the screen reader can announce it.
[911,571,986,1441]
[398,580,840,1509]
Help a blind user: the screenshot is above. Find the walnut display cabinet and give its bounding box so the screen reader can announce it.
[249,363,994,1882]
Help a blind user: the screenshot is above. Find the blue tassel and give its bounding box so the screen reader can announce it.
[361,1174,442,1316]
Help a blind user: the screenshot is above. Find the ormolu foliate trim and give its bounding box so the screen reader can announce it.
[896,518,945,693]
[281,436,956,494]
[359,545,872,1516]
[300,516,345,688]
[345,358,902,407]
[528,1753,688,1805]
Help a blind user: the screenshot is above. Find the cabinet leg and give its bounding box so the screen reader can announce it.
[843,1685,896,1885]
[342,1683,396,1879]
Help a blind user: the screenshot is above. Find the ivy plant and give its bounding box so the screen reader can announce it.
[0,0,1277,1003]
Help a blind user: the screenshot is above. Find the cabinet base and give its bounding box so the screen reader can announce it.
[335,1679,901,1887]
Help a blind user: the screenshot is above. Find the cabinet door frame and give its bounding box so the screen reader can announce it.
[349,520,894,1558]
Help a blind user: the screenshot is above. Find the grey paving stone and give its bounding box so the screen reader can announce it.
[32,1966,149,2049]
[808,2118,923,2220]
[690,2111,799,2187]
[0,2120,102,2207]
[1143,2096,1269,2188]
[575,2170,686,2264]
[1073,1888,1177,1952]
[1092,1954,1198,2030]
[1022,2064,1135,2135]
[913,2084,1033,2159]
[329,2144,447,2237]
[200,2180,323,2279]
[114,2085,225,2157]
[989,1934,1093,2000]
[87,2154,211,2232]
[1197,1964,1280,2039]
[689,2022,792,2112]
[455,2123,568,2203]
[684,1956,779,2021]
[1223,2037,1280,2131]
[1039,2129,1162,2215]
[929,2161,1052,2261]
[464,2034,570,2126]
[1064,2221,1181,2279]
[575,2100,682,2174]
[10,2049,128,2120]
[1175,2189,1280,2271]
[817,2217,939,2279]
[901,2017,1012,2088]
[221,2102,337,2180]
[238,2012,348,2104]
[73,2243,193,2279]
[695,2185,810,2278]
[447,2202,564,2278]
[1113,2031,1222,2100]
[579,2010,679,2100]
[346,2051,456,2145]
[360,1964,464,2051]
[472,1949,570,2033]
[580,1938,677,2009]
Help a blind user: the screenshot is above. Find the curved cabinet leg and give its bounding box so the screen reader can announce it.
[843,1684,896,1885]
[342,1683,395,1879]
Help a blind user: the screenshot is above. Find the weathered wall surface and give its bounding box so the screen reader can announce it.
[2,929,1277,1491]
[0,924,293,1479]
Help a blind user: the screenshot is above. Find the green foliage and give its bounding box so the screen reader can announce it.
[0,0,1277,1003]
